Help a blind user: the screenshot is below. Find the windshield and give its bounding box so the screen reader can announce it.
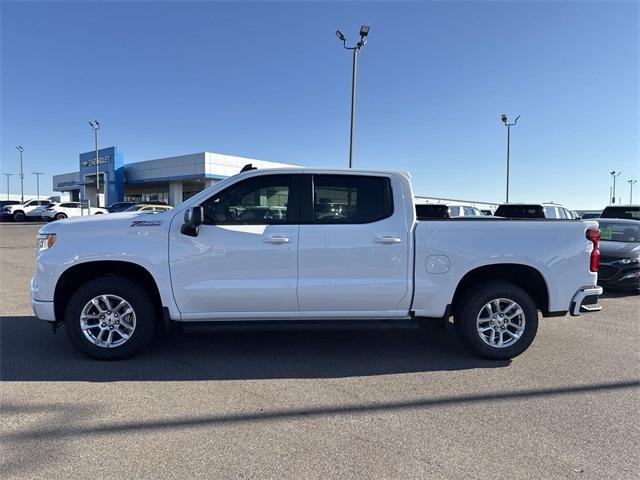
[416,204,449,219]
[601,206,640,220]
[598,221,640,243]
[495,205,545,219]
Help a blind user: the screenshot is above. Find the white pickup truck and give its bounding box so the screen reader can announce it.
[31,168,603,360]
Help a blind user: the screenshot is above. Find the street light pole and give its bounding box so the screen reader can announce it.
[89,121,101,207]
[32,172,44,200]
[629,179,638,204]
[15,146,24,202]
[609,171,622,204]
[336,26,370,169]
[500,114,521,203]
[3,173,13,200]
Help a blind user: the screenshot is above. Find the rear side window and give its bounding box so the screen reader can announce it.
[313,175,393,224]
[544,206,559,219]
[449,206,462,217]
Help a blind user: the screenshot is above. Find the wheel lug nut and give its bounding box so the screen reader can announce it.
[101,323,106,327]
[115,321,119,325]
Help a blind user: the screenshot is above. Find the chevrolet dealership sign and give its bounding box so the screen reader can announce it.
[81,155,111,167]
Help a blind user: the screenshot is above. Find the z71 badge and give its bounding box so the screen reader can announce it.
[130,220,164,227]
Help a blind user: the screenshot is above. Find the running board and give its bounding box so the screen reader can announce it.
[179,319,421,334]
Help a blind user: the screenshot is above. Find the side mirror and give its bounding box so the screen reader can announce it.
[181,206,203,237]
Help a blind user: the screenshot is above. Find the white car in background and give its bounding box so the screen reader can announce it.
[43,202,108,221]
[2,199,54,221]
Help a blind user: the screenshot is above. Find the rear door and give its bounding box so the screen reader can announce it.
[297,173,411,317]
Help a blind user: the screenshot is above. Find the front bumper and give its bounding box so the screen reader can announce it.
[31,298,56,321]
[598,268,640,292]
[570,286,603,316]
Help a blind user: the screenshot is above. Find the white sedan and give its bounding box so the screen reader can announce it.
[43,202,108,221]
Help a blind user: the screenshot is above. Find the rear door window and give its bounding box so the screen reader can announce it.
[312,175,393,224]
[449,206,462,217]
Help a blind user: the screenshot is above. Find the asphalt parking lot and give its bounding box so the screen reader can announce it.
[1,223,638,479]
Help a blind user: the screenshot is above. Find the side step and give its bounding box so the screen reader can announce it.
[179,319,421,334]
[580,303,602,313]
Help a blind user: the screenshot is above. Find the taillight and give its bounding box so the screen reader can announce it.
[586,228,600,272]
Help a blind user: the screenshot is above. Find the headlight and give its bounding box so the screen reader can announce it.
[614,258,640,265]
[36,233,56,251]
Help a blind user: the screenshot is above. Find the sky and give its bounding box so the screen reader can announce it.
[1,0,638,209]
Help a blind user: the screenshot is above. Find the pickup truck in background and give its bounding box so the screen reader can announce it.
[31,168,603,360]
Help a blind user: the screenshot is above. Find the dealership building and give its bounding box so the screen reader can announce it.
[53,146,499,211]
[53,147,298,207]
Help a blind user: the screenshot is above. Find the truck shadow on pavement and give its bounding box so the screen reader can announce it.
[1,316,506,381]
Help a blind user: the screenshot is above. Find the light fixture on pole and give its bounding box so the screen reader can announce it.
[32,172,44,200]
[15,146,24,202]
[3,173,13,200]
[89,121,101,207]
[629,179,638,204]
[335,25,370,168]
[609,171,622,204]
[501,114,521,203]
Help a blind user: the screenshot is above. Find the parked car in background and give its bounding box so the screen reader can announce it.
[123,204,174,213]
[31,167,602,361]
[600,205,640,220]
[415,204,483,219]
[107,202,136,213]
[580,211,601,219]
[2,199,54,222]
[597,218,640,293]
[43,202,108,221]
[494,203,577,220]
[0,200,20,210]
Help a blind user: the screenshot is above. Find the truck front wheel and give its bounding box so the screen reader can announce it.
[64,276,156,360]
[454,281,538,360]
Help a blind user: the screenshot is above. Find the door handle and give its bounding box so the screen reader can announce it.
[374,236,403,244]
[263,236,291,244]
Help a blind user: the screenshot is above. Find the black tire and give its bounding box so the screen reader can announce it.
[55,213,67,220]
[64,276,157,360]
[94,212,103,215]
[13,211,25,222]
[454,281,538,360]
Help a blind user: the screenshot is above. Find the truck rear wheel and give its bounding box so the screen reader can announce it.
[64,276,156,360]
[454,281,538,360]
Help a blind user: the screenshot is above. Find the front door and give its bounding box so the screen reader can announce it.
[170,174,301,319]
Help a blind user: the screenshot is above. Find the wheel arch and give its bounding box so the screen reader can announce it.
[451,263,550,316]
[54,261,163,325]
